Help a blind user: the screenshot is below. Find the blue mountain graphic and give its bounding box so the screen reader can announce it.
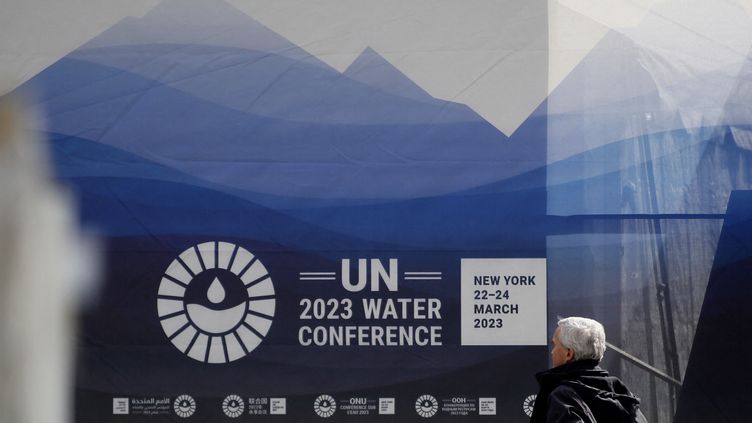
[80,0,320,65]
[16,0,544,204]
[345,47,443,104]
[9,0,551,250]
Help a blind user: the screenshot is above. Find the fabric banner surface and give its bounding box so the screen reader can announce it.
[3,0,752,422]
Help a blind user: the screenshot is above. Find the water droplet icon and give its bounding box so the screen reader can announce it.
[207,277,226,304]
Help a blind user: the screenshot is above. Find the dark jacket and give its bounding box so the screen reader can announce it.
[530,359,648,423]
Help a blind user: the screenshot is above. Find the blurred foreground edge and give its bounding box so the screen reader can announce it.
[0,96,98,423]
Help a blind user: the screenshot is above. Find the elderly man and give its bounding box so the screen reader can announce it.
[530,317,648,423]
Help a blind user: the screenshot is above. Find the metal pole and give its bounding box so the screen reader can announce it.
[606,341,682,387]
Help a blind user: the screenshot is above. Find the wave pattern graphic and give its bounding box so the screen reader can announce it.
[15,0,548,207]
[11,0,550,252]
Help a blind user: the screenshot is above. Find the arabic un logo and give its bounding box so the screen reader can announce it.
[174,395,196,418]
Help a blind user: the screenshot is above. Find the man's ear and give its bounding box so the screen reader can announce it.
[565,348,575,364]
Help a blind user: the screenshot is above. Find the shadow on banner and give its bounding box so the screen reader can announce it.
[675,190,752,422]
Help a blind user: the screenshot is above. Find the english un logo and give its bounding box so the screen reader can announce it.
[157,242,275,363]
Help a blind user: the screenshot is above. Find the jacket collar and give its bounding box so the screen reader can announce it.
[535,359,605,386]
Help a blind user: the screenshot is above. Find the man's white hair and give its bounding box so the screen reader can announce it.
[557,317,606,362]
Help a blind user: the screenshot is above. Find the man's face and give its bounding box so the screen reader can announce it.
[551,327,574,367]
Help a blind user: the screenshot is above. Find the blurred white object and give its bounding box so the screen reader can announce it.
[0,97,97,423]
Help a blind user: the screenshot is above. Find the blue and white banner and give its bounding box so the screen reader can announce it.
[3,0,752,422]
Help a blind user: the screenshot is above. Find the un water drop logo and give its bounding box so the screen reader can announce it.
[174,395,196,418]
[313,395,336,418]
[415,395,438,418]
[523,394,536,417]
[157,242,275,363]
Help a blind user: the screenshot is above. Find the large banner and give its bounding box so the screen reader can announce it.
[5,0,752,422]
[16,0,550,421]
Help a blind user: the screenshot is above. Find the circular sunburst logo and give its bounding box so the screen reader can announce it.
[415,394,438,418]
[523,394,536,417]
[313,395,336,418]
[157,242,275,363]
[222,394,245,418]
[174,394,196,418]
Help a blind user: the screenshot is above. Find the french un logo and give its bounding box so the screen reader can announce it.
[157,242,275,363]
[313,395,336,418]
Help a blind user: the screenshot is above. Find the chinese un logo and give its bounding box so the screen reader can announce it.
[157,242,275,363]
[222,395,245,418]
